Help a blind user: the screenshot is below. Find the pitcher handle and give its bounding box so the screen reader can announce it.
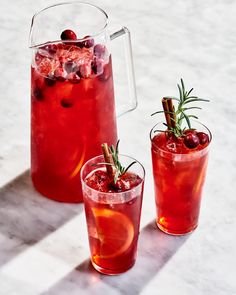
[110,27,137,117]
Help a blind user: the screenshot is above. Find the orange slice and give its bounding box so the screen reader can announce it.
[69,144,86,178]
[92,208,134,259]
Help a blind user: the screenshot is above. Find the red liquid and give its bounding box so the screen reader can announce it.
[151,132,210,235]
[83,170,143,274]
[31,43,117,202]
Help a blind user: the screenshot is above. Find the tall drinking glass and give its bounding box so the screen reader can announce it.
[81,155,145,275]
[151,122,211,235]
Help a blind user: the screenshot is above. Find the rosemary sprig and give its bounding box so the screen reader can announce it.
[151,79,209,137]
[101,140,137,184]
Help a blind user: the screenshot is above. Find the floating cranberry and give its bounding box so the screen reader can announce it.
[61,98,73,108]
[60,29,77,41]
[67,72,80,84]
[44,74,56,87]
[94,44,106,58]
[184,132,200,149]
[92,58,103,75]
[197,132,209,145]
[83,36,94,48]
[33,87,43,101]
[98,63,111,81]
[75,40,83,48]
[54,68,66,82]
[44,44,57,55]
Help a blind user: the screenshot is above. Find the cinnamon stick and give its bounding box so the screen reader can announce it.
[101,143,114,177]
[167,98,176,128]
[162,98,172,129]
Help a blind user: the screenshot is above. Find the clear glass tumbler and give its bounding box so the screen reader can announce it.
[81,155,145,275]
[150,121,211,235]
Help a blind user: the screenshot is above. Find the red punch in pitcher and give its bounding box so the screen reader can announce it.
[29,2,137,202]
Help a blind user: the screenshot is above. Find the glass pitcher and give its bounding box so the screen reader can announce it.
[29,2,137,203]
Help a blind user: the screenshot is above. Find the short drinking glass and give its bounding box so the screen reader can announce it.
[81,155,145,275]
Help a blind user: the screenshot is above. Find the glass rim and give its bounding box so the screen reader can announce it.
[29,1,109,49]
[80,154,145,196]
[150,120,212,155]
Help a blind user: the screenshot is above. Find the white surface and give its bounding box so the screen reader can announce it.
[0,0,236,294]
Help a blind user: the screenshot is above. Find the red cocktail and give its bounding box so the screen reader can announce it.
[150,79,211,235]
[31,39,117,202]
[151,123,211,235]
[81,154,145,275]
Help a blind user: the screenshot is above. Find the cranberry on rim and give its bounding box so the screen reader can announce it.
[183,131,200,149]
[197,132,209,145]
[60,29,77,41]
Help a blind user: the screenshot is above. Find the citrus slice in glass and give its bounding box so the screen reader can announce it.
[92,208,134,259]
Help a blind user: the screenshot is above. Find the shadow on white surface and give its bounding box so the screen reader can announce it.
[43,220,190,295]
[0,170,83,268]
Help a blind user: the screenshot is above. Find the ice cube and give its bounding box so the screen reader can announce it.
[166,142,178,152]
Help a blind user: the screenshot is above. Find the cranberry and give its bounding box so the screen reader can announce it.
[184,129,196,135]
[75,40,83,48]
[98,63,111,81]
[54,68,66,82]
[33,87,43,101]
[60,29,77,41]
[67,72,80,84]
[94,44,106,58]
[44,74,56,87]
[91,58,103,75]
[197,132,209,145]
[83,36,94,48]
[183,132,200,149]
[61,98,73,108]
[44,44,57,55]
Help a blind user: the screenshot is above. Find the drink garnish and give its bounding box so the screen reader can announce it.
[101,140,137,183]
[151,79,209,138]
[91,208,134,259]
